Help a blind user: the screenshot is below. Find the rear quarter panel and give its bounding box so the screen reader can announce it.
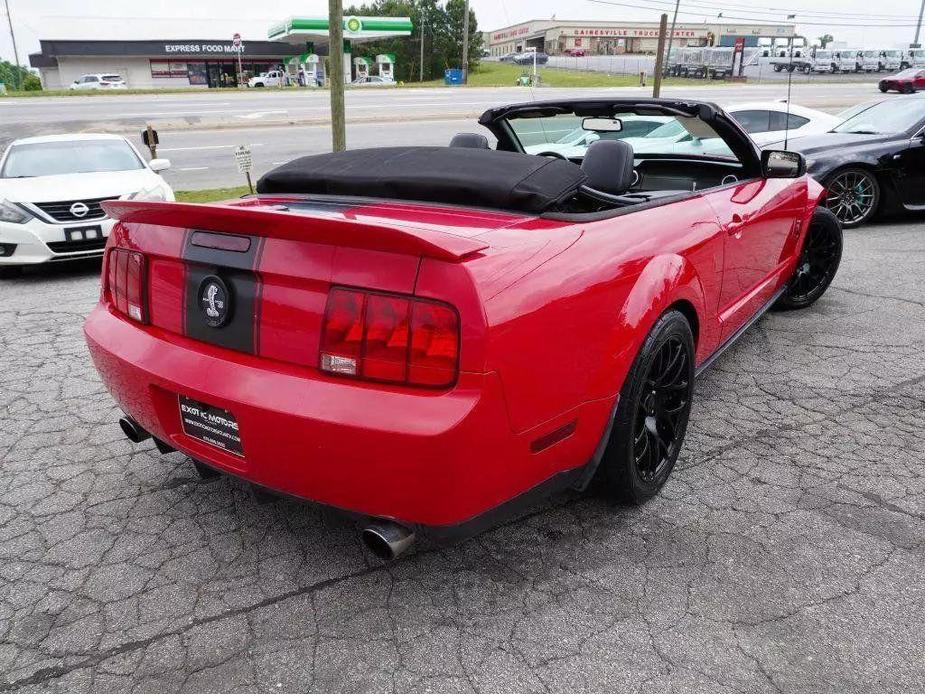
[479,195,725,433]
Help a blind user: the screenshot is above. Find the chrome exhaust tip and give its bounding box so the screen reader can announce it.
[361,521,415,560]
[119,416,151,444]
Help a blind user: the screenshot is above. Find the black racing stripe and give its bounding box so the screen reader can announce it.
[252,236,267,355]
[182,230,260,354]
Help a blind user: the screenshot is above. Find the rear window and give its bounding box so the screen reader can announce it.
[102,75,124,82]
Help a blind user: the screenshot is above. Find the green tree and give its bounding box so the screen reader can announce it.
[816,34,834,48]
[0,60,40,91]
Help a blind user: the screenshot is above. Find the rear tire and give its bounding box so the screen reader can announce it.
[600,311,695,504]
[774,208,842,311]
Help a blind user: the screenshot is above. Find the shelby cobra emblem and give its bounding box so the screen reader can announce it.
[198,276,231,328]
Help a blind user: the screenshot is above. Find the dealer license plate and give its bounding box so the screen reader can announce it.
[178,396,244,457]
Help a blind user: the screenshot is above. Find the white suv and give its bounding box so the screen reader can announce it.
[68,74,128,90]
[0,134,174,276]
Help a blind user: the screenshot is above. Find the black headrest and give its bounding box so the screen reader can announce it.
[580,139,635,195]
[450,132,490,149]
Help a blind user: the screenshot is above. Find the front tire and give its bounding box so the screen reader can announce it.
[824,167,880,228]
[600,311,695,503]
[774,208,842,311]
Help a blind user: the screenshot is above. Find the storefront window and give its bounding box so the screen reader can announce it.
[150,60,188,78]
[187,62,208,85]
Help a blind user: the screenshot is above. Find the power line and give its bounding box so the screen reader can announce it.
[591,0,925,21]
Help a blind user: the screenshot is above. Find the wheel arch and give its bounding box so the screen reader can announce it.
[618,253,709,363]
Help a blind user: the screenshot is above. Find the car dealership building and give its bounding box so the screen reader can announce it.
[485,19,796,56]
[29,38,297,89]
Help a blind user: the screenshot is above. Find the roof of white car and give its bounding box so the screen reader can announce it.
[725,101,839,120]
[9,133,128,146]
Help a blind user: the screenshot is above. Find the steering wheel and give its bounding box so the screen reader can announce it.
[536,151,570,161]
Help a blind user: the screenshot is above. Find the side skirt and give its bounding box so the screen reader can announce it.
[695,284,787,378]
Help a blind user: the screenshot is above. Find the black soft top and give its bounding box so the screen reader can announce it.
[256,146,587,214]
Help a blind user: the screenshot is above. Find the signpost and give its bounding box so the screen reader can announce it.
[233,32,244,87]
[234,145,254,194]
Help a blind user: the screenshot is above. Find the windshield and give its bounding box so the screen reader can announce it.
[815,51,832,59]
[884,50,902,57]
[508,111,734,160]
[1,140,144,178]
[833,98,925,134]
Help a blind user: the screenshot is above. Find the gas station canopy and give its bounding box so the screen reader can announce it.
[268,16,413,45]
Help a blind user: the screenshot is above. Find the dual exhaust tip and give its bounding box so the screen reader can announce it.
[118,415,416,560]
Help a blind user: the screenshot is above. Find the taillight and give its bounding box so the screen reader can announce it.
[107,248,148,323]
[320,287,459,388]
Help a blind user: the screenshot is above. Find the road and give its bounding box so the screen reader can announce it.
[1,218,923,693]
[0,82,890,190]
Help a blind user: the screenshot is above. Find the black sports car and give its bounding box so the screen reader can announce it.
[776,96,925,227]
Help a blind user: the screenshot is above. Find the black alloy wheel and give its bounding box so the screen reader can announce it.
[775,208,843,311]
[903,84,917,94]
[824,168,880,227]
[600,311,694,503]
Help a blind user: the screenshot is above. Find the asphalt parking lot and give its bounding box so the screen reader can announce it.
[1,219,923,693]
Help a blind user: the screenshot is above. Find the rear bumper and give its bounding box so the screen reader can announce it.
[84,306,608,529]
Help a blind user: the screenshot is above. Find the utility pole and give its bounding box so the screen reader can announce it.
[328,0,346,152]
[915,0,925,47]
[3,0,21,91]
[461,0,470,84]
[665,0,680,71]
[419,13,425,81]
[652,13,668,98]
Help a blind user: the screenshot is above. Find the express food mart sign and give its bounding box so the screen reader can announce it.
[164,42,243,54]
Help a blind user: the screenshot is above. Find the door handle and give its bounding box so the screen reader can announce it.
[725,213,745,236]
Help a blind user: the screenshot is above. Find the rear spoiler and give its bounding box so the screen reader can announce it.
[101,200,489,262]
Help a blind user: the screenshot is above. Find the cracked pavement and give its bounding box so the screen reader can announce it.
[1,220,923,693]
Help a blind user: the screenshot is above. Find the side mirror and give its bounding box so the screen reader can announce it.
[149,158,171,173]
[761,150,805,178]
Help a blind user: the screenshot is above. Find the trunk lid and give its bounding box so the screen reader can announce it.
[101,197,538,370]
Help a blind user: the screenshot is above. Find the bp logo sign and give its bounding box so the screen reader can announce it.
[345,16,363,33]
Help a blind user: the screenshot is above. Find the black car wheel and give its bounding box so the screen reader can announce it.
[879,83,889,92]
[600,310,694,503]
[775,208,843,311]
[824,168,880,227]
[903,84,916,94]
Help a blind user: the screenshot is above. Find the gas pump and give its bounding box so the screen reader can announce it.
[302,53,321,86]
[353,56,371,82]
[376,54,395,82]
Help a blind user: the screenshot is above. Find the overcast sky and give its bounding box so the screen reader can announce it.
[3,0,923,64]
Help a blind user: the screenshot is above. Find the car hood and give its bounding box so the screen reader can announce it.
[0,169,161,203]
[778,131,894,156]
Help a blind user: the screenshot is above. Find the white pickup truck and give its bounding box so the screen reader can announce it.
[247,70,286,88]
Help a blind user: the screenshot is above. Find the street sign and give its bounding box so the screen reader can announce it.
[234,145,252,174]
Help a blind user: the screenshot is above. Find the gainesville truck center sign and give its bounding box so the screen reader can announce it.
[572,28,702,38]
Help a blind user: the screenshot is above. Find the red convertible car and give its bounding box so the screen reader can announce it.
[85,98,842,559]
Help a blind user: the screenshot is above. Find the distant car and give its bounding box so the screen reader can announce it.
[248,70,286,88]
[525,102,839,159]
[784,96,925,227]
[878,69,925,93]
[0,134,174,276]
[351,75,390,87]
[499,52,519,63]
[513,52,549,66]
[564,48,587,57]
[69,74,127,90]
